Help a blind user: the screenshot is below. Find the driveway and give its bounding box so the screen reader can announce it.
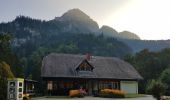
[31,95,155,100]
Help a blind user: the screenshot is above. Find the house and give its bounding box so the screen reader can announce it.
[41,53,143,95]
[7,78,38,100]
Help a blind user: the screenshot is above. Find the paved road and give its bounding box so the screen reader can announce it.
[31,95,155,100]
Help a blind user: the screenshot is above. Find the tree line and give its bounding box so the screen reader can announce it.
[1,32,170,100]
[124,48,170,97]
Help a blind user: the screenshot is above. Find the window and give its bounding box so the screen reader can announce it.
[79,63,90,71]
[19,82,22,87]
[9,88,15,93]
[10,82,15,87]
[9,94,15,99]
[19,88,22,92]
[18,94,22,98]
[76,60,93,71]
[99,81,119,90]
[47,81,53,90]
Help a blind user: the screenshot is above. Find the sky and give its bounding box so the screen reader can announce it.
[0,0,170,40]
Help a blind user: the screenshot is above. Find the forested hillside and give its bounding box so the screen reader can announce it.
[0,9,170,79]
[1,9,170,54]
[124,48,170,94]
[0,11,135,82]
[0,34,16,100]
[0,32,132,78]
[120,39,170,52]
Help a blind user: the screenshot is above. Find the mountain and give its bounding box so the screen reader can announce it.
[2,8,139,40]
[1,8,170,80]
[0,8,170,54]
[99,25,140,40]
[53,8,99,34]
[119,39,170,52]
[119,31,140,40]
[0,15,132,58]
[99,25,119,37]
[0,11,134,78]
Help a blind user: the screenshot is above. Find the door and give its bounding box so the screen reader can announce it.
[120,81,138,94]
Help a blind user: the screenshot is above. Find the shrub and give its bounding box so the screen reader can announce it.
[0,61,14,100]
[69,90,85,98]
[98,89,125,98]
[146,80,167,100]
[160,68,170,95]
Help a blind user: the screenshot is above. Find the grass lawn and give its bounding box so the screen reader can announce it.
[46,96,70,99]
[42,94,145,99]
[125,94,145,98]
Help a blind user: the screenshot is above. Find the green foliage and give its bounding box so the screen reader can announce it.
[0,61,14,78]
[13,32,132,79]
[0,61,14,100]
[0,33,23,77]
[0,17,133,96]
[124,48,170,93]
[3,17,133,79]
[146,80,167,100]
[160,68,170,86]
[56,43,79,54]
[160,68,170,95]
[29,47,49,80]
[0,33,12,61]
[1,16,132,84]
[0,33,22,100]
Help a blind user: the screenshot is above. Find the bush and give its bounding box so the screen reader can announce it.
[98,89,125,98]
[160,68,170,95]
[0,61,15,100]
[69,90,85,98]
[146,80,167,100]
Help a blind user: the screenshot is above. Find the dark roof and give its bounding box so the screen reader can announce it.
[41,53,143,80]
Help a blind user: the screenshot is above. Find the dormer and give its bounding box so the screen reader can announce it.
[76,59,94,72]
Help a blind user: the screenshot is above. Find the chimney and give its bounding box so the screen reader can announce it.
[86,53,91,61]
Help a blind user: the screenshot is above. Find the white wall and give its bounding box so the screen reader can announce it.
[120,81,138,94]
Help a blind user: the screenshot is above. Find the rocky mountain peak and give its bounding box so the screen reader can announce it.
[100,25,119,37]
[54,8,99,33]
[119,31,140,40]
[61,8,91,21]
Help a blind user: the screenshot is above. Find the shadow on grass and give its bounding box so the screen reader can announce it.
[46,96,70,99]
[125,94,145,98]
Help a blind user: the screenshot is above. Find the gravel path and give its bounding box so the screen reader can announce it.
[31,95,155,100]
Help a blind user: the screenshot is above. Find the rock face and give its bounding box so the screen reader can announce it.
[119,31,140,40]
[54,9,99,34]
[100,25,119,37]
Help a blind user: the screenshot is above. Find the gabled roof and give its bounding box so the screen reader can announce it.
[41,53,143,80]
[75,59,94,71]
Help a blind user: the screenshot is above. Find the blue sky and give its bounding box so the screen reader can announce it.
[1,0,170,40]
[0,0,126,22]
